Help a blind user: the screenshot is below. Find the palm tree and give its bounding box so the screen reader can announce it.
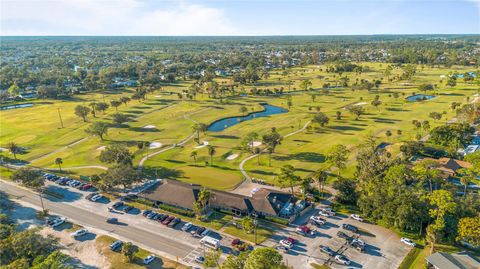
[312,169,328,198]
[55,157,63,171]
[190,151,198,164]
[7,142,20,159]
[207,145,216,165]
[460,169,474,196]
[192,123,207,144]
[197,187,214,216]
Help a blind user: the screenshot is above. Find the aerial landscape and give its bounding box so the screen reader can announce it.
[0,1,479,269]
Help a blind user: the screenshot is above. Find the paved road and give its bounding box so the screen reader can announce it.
[0,180,195,259]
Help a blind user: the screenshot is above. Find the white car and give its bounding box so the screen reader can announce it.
[318,211,330,217]
[51,217,66,227]
[322,208,336,215]
[335,254,351,265]
[279,239,293,249]
[71,229,88,237]
[182,222,193,232]
[401,237,416,247]
[143,255,155,265]
[90,194,103,202]
[350,214,364,222]
[310,215,326,225]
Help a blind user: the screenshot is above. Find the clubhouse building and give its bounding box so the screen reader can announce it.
[140,179,305,219]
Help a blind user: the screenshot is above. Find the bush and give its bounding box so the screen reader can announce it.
[157,203,195,217]
[263,215,289,226]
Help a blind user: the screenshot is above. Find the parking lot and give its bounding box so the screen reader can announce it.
[39,174,412,269]
[264,205,412,269]
[40,177,240,266]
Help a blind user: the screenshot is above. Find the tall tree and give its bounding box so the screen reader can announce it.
[85,121,109,140]
[326,144,350,176]
[6,142,20,160]
[207,145,216,165]
[99,144,133,165]
[312,112,330,127]
[12,168,45,210]
[54,158,63,171]
[74,105,90,122]
[244,248,287,269]
[278,165,300,195]
[311,169,328,198]
[190,151,198,164]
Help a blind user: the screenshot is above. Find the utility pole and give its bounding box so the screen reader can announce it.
[253,213,258,245]
[57,108,64,128]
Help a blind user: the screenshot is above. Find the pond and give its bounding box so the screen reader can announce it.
[0,103,34,110]
[406,94,435,102]
[207,104,288,132]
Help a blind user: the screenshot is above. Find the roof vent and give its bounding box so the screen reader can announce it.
[272,196,277,203]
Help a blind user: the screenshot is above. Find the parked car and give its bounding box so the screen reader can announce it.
[194,255,204,264]
[318,210,330,217]
[51,217,66,227]
[122,206,134,213]
[162,216,174,225]
[350,214,364,222]
[335,255,351,265]
[76,183,86,189]
[400,237,416,247]
[71,229,88,238]
[350,239,366,252]
[143,255,155,265]
[90,194,103,202]
[182,222,193,231]
[310,215,326,226]
[320,245,336,256]
[336,231,350,240]
[157,214,170,222]
[200,229,210,237]
[142,210,152,217]
[342,223,358,233]
[168,217,181,227]
[81,184,93,190]
[112,201,124,209]
[279,239,293,249]
[276,245,289,253]
[191,227,206,237]
[147,212,157,219]
[110,240,123,251]
[106,218,118,224]
[296,225,314,236]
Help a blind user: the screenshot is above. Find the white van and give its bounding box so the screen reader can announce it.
[200,236,220,250]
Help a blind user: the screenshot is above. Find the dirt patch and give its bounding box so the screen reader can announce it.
[39,227,110,269]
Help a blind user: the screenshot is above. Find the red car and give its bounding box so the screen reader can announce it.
[286,237,295,244]
[82,184,92,190]
[162,216,174,225]
[231,239,241,246]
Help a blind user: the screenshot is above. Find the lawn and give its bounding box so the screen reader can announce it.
[96,235,187,269]
[1,63,477,190]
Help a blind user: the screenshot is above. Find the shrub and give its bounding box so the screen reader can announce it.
[157,203,195,217]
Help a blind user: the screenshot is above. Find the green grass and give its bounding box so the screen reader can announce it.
[222,222,275,244]
[96,235,187,269]
[0,166,14,180]
[1,63,478,190]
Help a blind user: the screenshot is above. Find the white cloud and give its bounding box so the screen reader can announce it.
[0,0,237,35]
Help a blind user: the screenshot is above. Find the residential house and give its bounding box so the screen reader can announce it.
[426,252,479,269]
[421,157,472,178]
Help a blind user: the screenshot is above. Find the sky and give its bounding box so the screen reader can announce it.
[1,0,479,36]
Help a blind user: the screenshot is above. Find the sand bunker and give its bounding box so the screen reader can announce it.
[249,141,262,147]
[226,154,239,160]
[143,125,156,129]
[353,102,367,106]
[96,146,106,151]
[195,141,209,149]
[149,142,162,149]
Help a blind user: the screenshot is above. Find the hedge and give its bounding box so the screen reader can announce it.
[157,203,195,218]
[264,215,289,226]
